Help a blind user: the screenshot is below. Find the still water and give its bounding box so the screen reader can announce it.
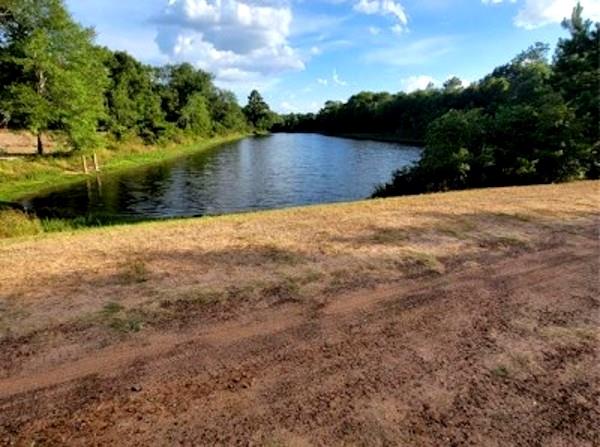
[22,133,421,221]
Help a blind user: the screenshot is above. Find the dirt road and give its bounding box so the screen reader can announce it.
[0,183,598,445]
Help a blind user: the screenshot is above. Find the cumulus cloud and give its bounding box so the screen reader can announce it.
[400,75,438,92]
[332,69,348,86]
[316,69,348,87]
[482,0,600,29]
[155,0,305,90]
[354,0,409,31]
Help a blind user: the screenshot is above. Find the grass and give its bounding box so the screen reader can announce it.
[0,210,43,238]
[0,181,597,339]
[0,209,106,239]
[96,302,146,333]
[491,365,510,378]
[0,133,248,202]
[120,257,150,284]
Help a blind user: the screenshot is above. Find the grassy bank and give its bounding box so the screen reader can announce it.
[0,181,597,336]
[1,174,598,445]
[0,133,248,202]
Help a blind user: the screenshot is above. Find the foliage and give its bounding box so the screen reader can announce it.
[0,0,108,153]
[0,1,253,154]
[178,93,212,137]
[104,51,166,143]
[552,4,600,176]
[278,4,599,197]
[0,209,42,238]
[244,90,275,131]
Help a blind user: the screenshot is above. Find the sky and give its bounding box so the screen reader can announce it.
[65,0,600,113]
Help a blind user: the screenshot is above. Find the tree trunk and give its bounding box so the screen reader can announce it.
[37,132,44,156]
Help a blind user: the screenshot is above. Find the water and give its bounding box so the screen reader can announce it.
[22,133,421,221]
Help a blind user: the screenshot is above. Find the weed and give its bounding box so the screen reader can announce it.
[0,210,42,238]
[120,257,149,283]
[402,249,445,275]
[101,302,124,316]
[97,302,145,333]
[491,365,509,378]
[369,227,409,245]
[162,288,225,309]
[109,315,144,333]
[261,277,302,303]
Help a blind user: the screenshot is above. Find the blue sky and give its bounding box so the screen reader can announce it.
[65,0,598,113]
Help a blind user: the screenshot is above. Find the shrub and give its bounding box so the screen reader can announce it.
[0,209,43,238]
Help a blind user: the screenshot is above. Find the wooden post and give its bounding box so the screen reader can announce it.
[82,155,89,174]
[93,152,100,172]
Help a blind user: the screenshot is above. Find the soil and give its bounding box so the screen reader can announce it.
[0,222,598,446]
[0,130,56,155]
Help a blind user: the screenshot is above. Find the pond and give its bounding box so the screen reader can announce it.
[21,133,421,221]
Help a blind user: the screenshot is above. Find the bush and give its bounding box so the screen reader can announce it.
[0,209,43,238]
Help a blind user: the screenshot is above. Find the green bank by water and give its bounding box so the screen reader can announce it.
[0,133,248,202]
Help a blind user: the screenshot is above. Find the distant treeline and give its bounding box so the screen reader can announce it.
[275,5,599,196]
[0,0,276,154]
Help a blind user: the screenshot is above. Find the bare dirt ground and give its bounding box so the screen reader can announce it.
[0,130,57,156]
[0,182,598,446]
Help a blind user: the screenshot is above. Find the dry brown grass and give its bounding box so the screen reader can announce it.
[0,181,598,339]
[0,130,59,155]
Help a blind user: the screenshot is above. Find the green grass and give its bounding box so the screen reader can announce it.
[0,133,248,202]
[98,302,145,333]
[0,209,43,238]
[0,209,112,239]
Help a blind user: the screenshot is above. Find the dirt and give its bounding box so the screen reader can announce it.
[0,130,56,155]
[0,182,598,445]
[0,226,598,445]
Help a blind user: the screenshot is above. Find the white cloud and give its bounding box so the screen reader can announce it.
[280,101,299,113]
[400,75,438,92]
[368,26,381,35]
[354,0,409,31]
[155,0,305,90]
[364,36,456,66]
[390,23,405,34]
[332,69,348,86]
[316,69,348,87]
[482,0,600,29]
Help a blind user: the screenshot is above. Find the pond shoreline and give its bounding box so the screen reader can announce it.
[0,134,250,202]
[273,131,425,147]
[20,134,421,223]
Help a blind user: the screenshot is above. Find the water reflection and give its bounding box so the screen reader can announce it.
[23,133,422,221]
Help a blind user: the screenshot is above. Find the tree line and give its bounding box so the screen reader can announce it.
[0,0,275,155]
[274,5,599,196]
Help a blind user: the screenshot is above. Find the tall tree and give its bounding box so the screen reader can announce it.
[104,51,166,142]
[243,90,273,130]
[553,3,600,174]
[157,63,214,125]
[0,0,108,154]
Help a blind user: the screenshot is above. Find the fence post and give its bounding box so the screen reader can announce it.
[82,156,89,174]
[93,152,100,172]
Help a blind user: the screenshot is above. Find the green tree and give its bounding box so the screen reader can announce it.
[210,89,248,134]
[104,51,166,142]
[443,77,463,93]
[422,109,490,190]
[243,90,273,130]
[157,63,214,125]
[0,0,108,153]
[178,93,212,137]
[553,3,600,174]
